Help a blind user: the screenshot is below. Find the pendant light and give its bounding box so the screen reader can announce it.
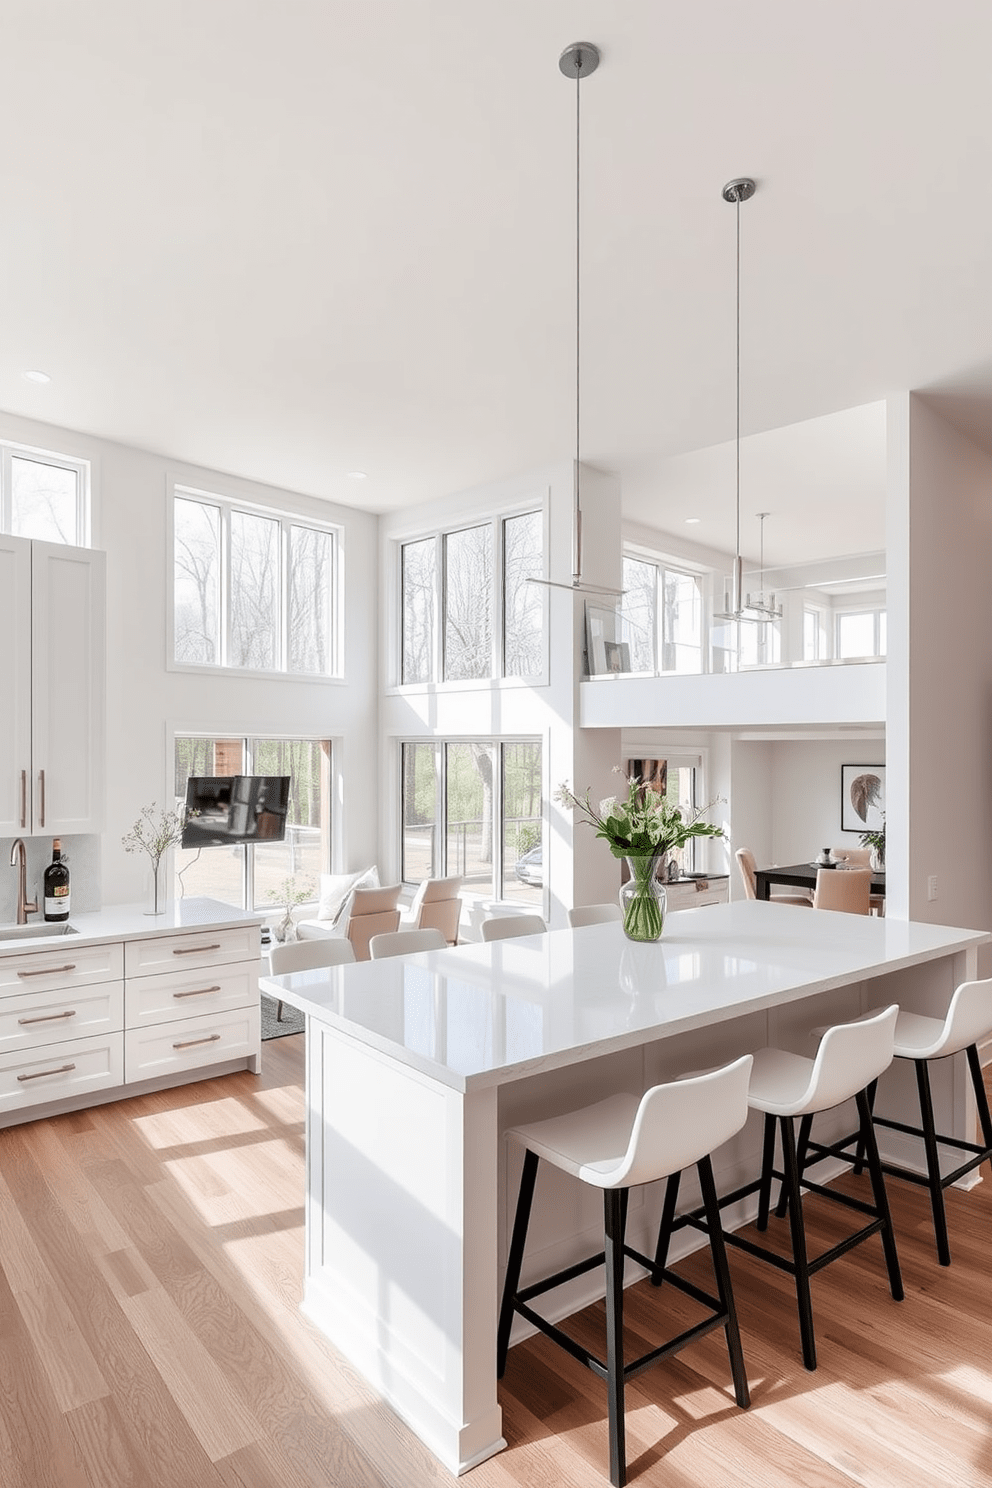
[529,41,623,597]
[746,510,782,617]
[715,175,758,622]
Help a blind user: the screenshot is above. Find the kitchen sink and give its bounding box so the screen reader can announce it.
[0,922,78,941]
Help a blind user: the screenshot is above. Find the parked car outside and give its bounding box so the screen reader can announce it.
[514,844,542,887]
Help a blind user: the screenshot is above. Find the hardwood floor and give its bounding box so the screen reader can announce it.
[3,1036,992,1486]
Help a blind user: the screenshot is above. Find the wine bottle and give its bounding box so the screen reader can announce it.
[43,838,70,922]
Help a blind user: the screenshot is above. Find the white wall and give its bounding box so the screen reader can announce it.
[887,393,992,945]
[0,407,379,911]
[768,737,886,865]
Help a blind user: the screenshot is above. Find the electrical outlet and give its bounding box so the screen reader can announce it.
[927,875,938,901]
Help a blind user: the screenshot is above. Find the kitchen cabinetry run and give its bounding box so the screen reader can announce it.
[0,905,260,1124]
[0,534,106,837]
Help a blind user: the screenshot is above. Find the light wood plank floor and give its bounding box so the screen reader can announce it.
[2,1033,992,1486]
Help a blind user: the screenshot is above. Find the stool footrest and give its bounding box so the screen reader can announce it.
[722,1217,885,1278]
[514,1295,732,1388]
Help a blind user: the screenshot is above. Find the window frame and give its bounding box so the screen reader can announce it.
[172,733,332,911]
[169,482,342,680]
[620,550,705,676]
[0,439,90,546]
[394,501,548,690]
[399,735,544,904]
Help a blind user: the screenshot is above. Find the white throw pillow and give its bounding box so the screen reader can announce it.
[316,871,365,922]
[326,865,381,928]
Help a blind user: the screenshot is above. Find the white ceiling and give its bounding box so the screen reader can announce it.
[2,1,990,559]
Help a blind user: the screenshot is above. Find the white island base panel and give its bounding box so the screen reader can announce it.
[266,902,990,1475]
[302,1028,504,1474]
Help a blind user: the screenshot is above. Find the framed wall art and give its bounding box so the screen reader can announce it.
[841,764,885,832]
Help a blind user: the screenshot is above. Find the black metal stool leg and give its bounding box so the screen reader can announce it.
[776,1112,813,1219]
[497,1149,539,1376]
[856,1087,904,1299]
[697,1155,749,1409]
[853,1078,878,1175]
[779,1115,817,1371]
[913,1058,951,1267]
[603,1187,628,1488]
[651,1170,681,1286]
[967,1043,992,1155]
[756,1112,777,1232]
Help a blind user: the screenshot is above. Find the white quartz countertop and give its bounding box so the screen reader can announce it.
[0,897,262,957]
[259,900,990,1093]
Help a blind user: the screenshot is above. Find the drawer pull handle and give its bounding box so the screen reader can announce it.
[172,985,222,999]
[172,943,221,956]
[17,1062,76,1082]
[39,768,45,828]
[20,769,26,830]
[172,1033,222,1050]
[17,963,77,979]
[17,1009,77,1025]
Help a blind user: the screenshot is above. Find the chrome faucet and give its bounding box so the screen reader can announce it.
[9,839,38,925]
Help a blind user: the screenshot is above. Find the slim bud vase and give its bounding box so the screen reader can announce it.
[619,854,667,942]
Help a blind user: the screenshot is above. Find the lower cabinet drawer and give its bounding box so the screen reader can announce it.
[125,1005,260,1083]
[126,963,257,1028]
[0,1033,125,1113]
[0,981,124,1056]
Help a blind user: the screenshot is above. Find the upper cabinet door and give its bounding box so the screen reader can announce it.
[31,541,106,835]
[0,536,32,836]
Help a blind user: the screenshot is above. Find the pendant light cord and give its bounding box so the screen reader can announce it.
[573,54,582,577]
[735,189,741,573]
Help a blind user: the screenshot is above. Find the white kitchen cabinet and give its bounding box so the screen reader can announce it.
[0,534,106,836]
[0,903,260,1126]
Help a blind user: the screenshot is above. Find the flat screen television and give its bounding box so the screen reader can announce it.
[181,775,291,848]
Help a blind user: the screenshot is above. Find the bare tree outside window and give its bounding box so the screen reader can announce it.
[446,742,494,885]
[289,525,330,672]
[230,511,279,668]
[503,511,544,677]
[662,569,702,672]
[402,742,438,883]
[621,556,657,672]
[402,538,436,684]
[444,525,492,680]
[11,456,80,544]
[174,497,221,664]
[502,742,542,900]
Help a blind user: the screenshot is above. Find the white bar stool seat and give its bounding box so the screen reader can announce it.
[498,1056,753,1488]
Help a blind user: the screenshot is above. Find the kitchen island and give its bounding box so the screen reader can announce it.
[261,900,988,1475]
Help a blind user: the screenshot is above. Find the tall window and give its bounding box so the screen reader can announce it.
[173,487,337,674]
[174,736,330,909]
[804,606,829,662]
[400,738,543,905]
[0,444,89,545]
[399,508,545,685]
[620,555,702,675]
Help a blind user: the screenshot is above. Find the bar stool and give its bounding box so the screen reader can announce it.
[835,979,992,1266]
[657,1006,903,1372]
[497,1056,753,1488]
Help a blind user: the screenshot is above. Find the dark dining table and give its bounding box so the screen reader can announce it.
[754,861,886,901]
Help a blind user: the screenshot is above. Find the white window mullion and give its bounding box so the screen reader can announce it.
[0,447,10,533]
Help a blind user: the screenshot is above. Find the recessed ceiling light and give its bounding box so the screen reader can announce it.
[685,517,701,525]
[23,369,50,384]
[346,470,367,480]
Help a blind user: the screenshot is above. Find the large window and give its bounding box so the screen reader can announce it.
[620,555,702,675]
[400,738,543,905]
[173,487,338,674]
[836,607,887,659]
[174,736,330,910]
[1,443,89,545]
[399,508,545,685]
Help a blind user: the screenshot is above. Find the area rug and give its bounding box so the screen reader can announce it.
[260,992,305,1040]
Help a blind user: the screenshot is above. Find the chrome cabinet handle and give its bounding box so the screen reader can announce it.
[172,1033,221,1050]
[172,985,221,999]
[20,770,26,830]
[172,943,221,956]
[17,1062,75,1082]
[17,963,77,978]
[17,1009,76,1025]
[39,769,45,828]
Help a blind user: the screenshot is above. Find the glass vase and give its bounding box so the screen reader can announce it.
[145,858,165,916]
[619,854,667,942]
